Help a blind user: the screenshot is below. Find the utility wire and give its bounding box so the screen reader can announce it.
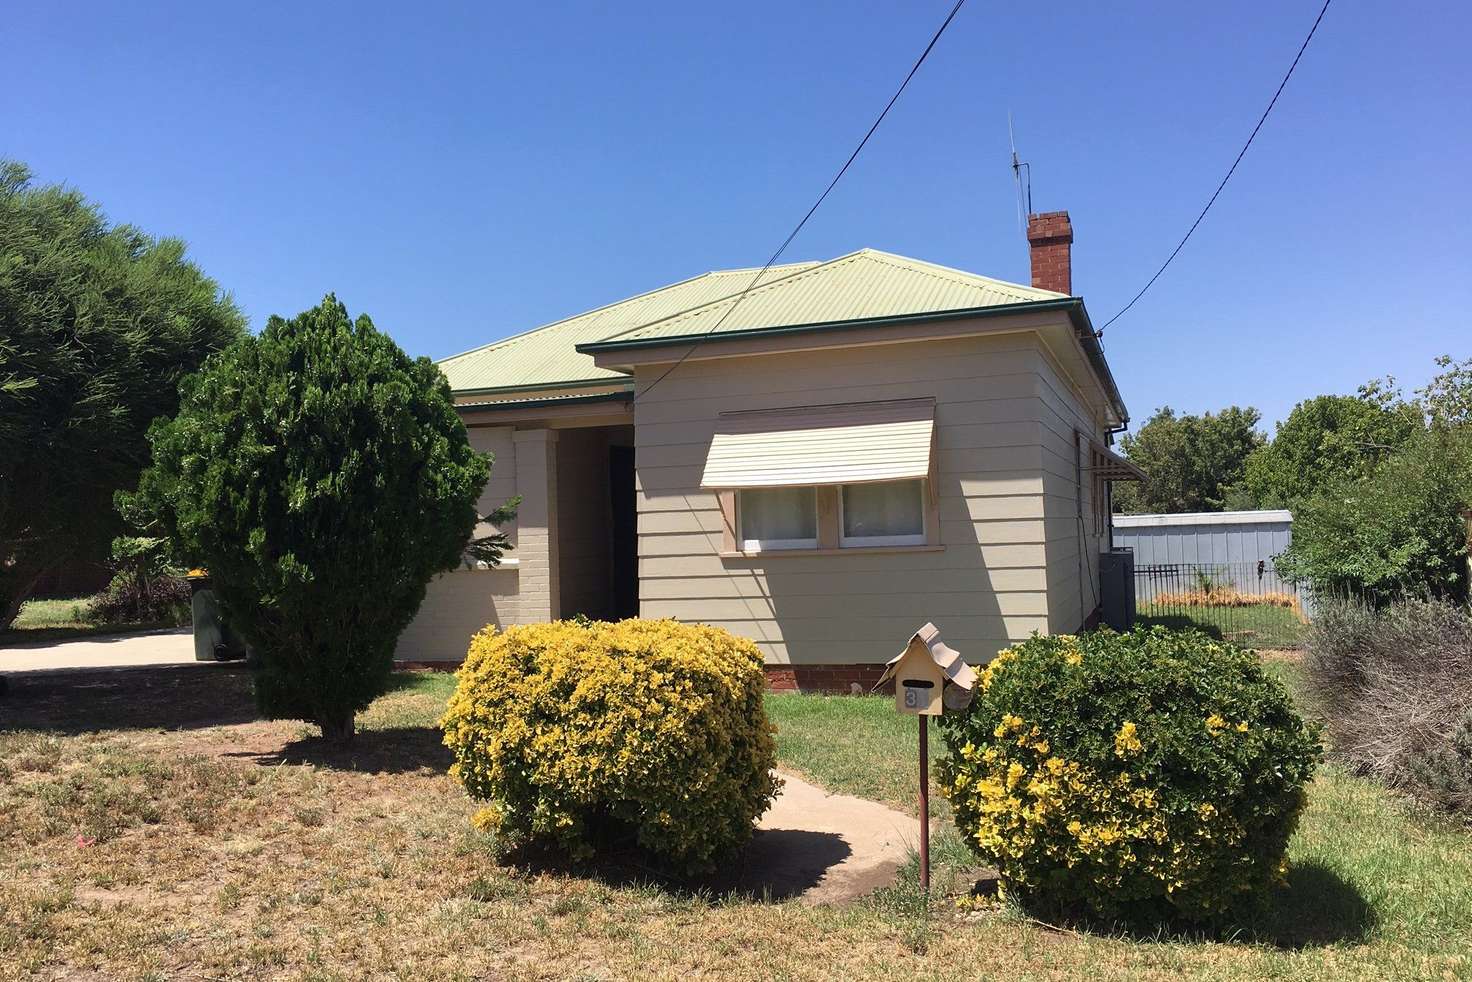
[1096,0,1332,337]
[634,0,968,403]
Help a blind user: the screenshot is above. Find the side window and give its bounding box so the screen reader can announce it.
[839,480,926,547]
[738,487,818,550]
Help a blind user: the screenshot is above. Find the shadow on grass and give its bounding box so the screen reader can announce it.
[0,662,260,734]
[1240,860,1378,949]
[982,860,1374,950]
[239,725,452,775]
[499,828,854,904]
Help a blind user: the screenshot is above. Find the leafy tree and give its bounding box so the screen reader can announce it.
[0,162,244,628]
[1240,386,1422,509]
[1112,406,1264,514]
[1418,355,1472,430]
[1278,428,1472,604]
[128,296,508,741]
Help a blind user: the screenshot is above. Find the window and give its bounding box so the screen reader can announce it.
[840,480,926,546]
[738,487,817,550]
[704,399,940,556]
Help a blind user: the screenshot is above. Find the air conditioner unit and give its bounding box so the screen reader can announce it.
[1099,548,1136,631]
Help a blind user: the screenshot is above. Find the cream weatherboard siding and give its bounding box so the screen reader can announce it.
[631,332,1101,667]
[1034,344,1113,635]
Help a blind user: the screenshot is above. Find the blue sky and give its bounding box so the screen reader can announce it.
[5,1,1469,431]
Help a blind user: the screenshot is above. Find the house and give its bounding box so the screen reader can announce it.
[396,211,1142,689]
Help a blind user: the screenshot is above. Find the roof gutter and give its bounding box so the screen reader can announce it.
[1063,302,1130,429]
[576,297,1129,426]
[456,390,633,413]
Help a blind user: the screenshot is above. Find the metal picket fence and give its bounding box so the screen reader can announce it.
[1133,560,1309,649]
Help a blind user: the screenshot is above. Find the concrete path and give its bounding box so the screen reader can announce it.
[0,628,197,672]
[736,769,921,905]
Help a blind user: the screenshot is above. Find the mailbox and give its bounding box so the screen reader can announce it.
[874,622,974,716]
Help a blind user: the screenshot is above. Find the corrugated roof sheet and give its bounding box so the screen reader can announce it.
[439,249,1069,395]
[589,249,1065,347]
[700,399,935,489]
[438,262,819,392]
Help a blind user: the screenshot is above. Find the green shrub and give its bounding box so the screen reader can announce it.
[127,295,501,742]
[441,619,780,873]
[937,627,1320,923]
[89,535,189,626]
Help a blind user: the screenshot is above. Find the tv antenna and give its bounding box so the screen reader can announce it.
[1009,111,1032,236]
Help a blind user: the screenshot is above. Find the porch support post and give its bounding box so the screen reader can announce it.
[513,428,561,621]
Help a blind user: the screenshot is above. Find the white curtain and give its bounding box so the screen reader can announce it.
[842,480,923,539]
[740,487,817,544]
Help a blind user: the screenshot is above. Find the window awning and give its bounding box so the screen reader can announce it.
[1091,442,1146,482]
[701,398,935,490]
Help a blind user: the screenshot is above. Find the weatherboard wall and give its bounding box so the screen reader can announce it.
[630,330,1091,666]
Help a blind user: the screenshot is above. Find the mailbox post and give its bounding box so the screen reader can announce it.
[874,622,974,895]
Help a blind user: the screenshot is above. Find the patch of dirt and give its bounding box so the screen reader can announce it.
[1258,649,1304,663]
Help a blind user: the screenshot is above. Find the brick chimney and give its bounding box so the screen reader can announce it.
[1027,211,1073,294]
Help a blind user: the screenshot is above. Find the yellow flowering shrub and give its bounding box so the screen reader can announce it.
[440,619,780,873]
[937,627,1321,923]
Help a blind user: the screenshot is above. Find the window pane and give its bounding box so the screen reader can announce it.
[740,487,817,544]
[842,480,924,539]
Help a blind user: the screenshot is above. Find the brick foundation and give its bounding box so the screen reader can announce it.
[764,663,891,694]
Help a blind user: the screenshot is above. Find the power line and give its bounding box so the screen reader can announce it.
[634,0,968,403]
[1096,0,1333,337]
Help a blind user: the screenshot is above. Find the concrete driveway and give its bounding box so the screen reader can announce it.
[0,628,197,673]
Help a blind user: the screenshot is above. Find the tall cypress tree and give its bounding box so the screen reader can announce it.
[129,295,506,741]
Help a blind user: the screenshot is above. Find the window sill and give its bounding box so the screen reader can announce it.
[463,557,520,571]
[719,544,945,559]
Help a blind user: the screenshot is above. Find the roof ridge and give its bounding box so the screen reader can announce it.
[585,255,847,346]
[854,248,1066,300]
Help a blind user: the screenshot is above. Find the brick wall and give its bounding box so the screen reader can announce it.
[1027,211,1073,295]
[764,663,891,693]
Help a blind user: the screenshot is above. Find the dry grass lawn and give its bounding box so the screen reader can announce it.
[2,662,1470,980]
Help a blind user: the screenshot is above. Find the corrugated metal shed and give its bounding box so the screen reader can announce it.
[584,249,1065,347]
[437,262,818,393]
[1113,510,1302,600]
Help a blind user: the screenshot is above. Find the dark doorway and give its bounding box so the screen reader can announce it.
[609,445,638,619]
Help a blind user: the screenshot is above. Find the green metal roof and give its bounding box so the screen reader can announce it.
[438,262,818,393]
[583,249,1065,348]
[440,248,1083,397]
